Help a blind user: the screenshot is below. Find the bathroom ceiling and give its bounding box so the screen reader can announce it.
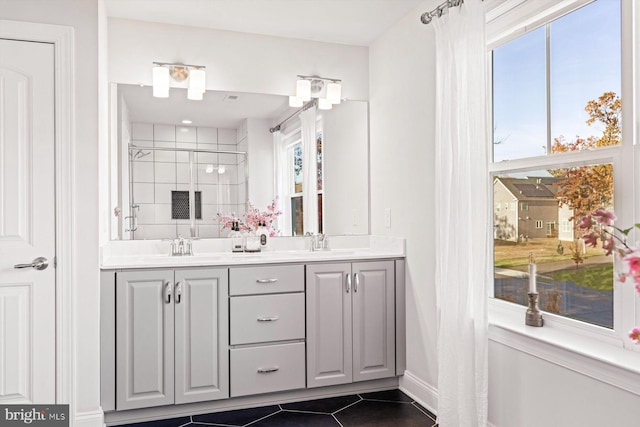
[104,0,427,46]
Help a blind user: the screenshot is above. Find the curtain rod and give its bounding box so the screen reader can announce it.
[420,0,464,25]
[128,145,246,155]
[269,99,317,133]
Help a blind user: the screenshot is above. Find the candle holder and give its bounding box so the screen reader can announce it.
[525,292,544,327]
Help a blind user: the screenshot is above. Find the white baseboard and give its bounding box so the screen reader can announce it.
[398,370,438,416]
[399,371,500,427]
[74,409,104,427]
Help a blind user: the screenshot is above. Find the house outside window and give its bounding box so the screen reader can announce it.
[491,0,626,333]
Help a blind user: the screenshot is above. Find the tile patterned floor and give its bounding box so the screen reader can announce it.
[115,389,437,427]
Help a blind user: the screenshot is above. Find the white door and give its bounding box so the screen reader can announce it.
[0,39,56,403]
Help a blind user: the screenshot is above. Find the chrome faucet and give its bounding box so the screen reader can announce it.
[307,233,328,252]
[170,236,193,256]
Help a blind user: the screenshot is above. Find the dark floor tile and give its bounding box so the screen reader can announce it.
[359,389,413,403]
[412,401,437,421]
[251,411,340,426]
[114,416,191,427]
[281,394,361,414]
[192,405,279,426]
[335,400,435,427]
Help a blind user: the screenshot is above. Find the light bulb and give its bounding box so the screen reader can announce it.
[296,79,311,101]
[205,164,214,174]
[318,98,333,110]
[289,96,303,107]
[152,66,170,98]
[327,82,342,104]
[189,68,206,92]
[217,165,226,174]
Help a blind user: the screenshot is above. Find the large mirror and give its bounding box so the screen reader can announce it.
[110,84,369,240]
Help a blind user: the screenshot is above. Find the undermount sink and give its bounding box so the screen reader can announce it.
[286,249,356,257]
[140,253,229,263]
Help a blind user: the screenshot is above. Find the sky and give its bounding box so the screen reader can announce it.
[492,0,621,162]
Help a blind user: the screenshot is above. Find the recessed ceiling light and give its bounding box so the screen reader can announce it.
[181,119,192,124]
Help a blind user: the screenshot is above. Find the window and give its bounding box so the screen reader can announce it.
[491,0,623,330]
[285,119,324,236]
[509,202,516,211]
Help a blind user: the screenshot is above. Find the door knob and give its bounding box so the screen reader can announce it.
[14,257,49,270]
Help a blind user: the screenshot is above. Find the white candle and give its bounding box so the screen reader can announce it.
[528,253,536,293]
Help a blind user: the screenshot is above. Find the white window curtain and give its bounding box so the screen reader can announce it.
[272,130,291,236]
[300,106,318,235]
[433,1,490,426]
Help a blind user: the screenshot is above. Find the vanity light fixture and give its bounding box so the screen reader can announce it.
[291,75,342,108]
[152,66,170,98]
[205,164,226,174]
[152,62,206,100]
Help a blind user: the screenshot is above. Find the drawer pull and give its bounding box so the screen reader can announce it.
[256,278,278,284]
[257,367,279,374]
[257,316,279,322]
[164,281,172,304]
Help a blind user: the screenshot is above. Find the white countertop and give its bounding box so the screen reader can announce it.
[101,235,405,269]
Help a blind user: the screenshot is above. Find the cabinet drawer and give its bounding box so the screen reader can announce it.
[230,342,305,397]
[230,293,305,345]
[230,265,304,295]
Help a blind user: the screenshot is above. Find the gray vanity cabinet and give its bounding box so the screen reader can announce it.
[115,269,229,411]
[306,260,396,388]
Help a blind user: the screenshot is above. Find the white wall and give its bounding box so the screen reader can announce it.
[489,341,640,427]
[323,101,369,236]
[0,0,101,425]
[246,118,275,210]
[369,0,439,409]
[107,18,369,100]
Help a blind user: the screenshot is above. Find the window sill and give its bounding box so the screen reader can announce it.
[489,299,640,396]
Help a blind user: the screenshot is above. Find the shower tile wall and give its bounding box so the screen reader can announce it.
[130,122,246,240]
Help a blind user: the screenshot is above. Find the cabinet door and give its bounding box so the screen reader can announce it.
[174,269,229,404]
[116,270,174,410]
[306,263,352,388]
[352,261,396,382]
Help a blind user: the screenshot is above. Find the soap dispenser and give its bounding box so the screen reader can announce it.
[230,222,243,253]
[257,221,268,249]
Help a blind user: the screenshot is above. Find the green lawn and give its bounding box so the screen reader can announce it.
[550,264,614,292]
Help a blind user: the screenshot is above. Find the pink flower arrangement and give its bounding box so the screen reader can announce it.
[243,198,282,237]
[578,209,640,343]
[216,198,282,236]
